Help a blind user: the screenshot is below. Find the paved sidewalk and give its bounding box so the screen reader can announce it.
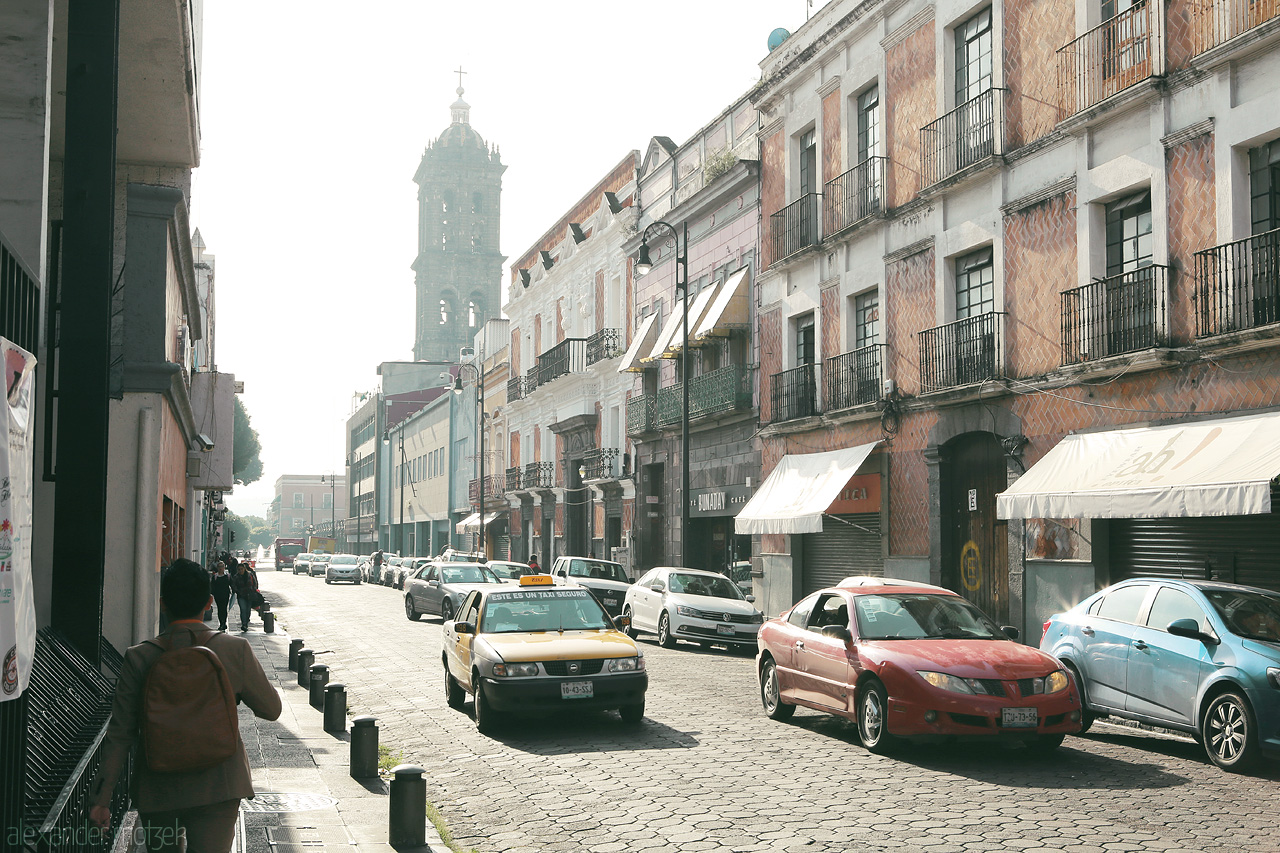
[231,618,450,853]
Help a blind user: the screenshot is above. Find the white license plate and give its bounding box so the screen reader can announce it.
[716,624,735,636]
[1002,707,1038,728]
[561,681,593,699]
[601,598,618,607]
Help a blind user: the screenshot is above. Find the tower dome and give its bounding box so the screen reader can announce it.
[438,85,487,150]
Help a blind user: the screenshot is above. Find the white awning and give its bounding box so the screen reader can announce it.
[616,312,661,373]
[997,411,1280,520]
[735,442,881,535]
[661,284,721,358]
[455,511,503,534]
[643,295,687,364]
[693,267,750,343]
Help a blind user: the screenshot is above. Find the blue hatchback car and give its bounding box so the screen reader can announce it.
[1041,578,1280,771]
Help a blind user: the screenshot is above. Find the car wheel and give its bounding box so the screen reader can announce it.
[474,677,499,735]
[325,578,332,584]
[1026,734,1065,752]
[622,607,638,639]
[760,658,795,721]
[444,664,465,709]
[405,596,420,622]
[619,701,645,724]
[1203,691,1260,771]
[657,612,676,649]
[1063,661,1094,734]
[858,679,899,754]
[440,599,454,623]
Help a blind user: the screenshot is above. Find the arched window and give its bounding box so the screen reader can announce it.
[468,301,478,328]
[439,293,457,325]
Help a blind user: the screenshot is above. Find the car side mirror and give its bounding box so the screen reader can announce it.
[1167,618,1218,644]
[652,581,665,592]
[454,621,474,634]
[820,625,852,643]
[1001,625,1020,640]
[745,594,756,603]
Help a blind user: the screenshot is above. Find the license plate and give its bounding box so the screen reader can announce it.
[561,681,593,699]
[716,624,735,636]
[1001,707,1038,728]
[601,598,618,608]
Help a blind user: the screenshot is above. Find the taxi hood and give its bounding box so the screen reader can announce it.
[483,631,639,662]
[865,638,1062,679]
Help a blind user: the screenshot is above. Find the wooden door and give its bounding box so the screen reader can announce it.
[942,433,1009,624]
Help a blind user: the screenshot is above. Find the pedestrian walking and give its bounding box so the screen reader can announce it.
[210,562,233,631]
[88,559,282,852]
[527,553,540,574]
[231,561,260,632]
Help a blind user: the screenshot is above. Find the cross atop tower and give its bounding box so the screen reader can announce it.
[455,66,466,91]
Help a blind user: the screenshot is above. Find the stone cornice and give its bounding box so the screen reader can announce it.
[1161,118,1215,149]
[881,6,934,52]
[883,236,934,265]
[1001,177,1077,216]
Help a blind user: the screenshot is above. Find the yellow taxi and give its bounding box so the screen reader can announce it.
[441,575,648,733]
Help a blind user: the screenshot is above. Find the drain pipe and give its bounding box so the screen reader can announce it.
[134,408,159,643]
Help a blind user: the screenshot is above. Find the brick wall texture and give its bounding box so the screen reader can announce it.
[1167,133,1216,342]
[759,308,783,424]
[1004,0,1075,146]
[886,21,935,208]
[822,89,843,184]
[1003,190,1078,376]
[821,285,842,403]
[761,130,785,267]
[884,247,936,397]
[510,326,521,374]
[510,432,520,469]
[595,271,606,331]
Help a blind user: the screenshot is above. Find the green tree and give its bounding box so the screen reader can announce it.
[233,397,264,486]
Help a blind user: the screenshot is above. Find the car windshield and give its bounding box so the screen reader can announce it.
[668,573,743,600]
[566,560,628,583]
[314,554,331,562]
[481,589,611,633]
[440,565,500,585]
[332,555,357,565]
[486,562,526,579]
[853,594,1005,640]
[1202,588,1280,643]
[298,554,313,560]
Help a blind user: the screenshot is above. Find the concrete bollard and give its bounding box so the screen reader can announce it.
[288,639,304,671]
[296,649,314,688]
[323,683,347,733]
[350,716,379,779]
[309,664,330,709]
[388,764,426,848]
[262,608,275,633]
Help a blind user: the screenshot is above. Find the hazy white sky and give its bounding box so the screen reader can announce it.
[198,1,825,519]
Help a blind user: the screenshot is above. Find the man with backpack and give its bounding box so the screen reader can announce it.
[88,559,282,852]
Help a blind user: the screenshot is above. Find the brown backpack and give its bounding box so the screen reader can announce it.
[141,631,239,773]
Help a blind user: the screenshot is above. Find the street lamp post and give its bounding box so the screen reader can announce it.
[453,361,486,558]
[320,473,337,545]
[383,431,408,555]
[635,221,689,568]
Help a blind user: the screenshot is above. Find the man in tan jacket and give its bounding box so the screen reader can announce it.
[89,559,282,853]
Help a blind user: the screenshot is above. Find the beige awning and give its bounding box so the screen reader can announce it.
[616,312,661,373]
[735,442,881,535]
[693,267,750,343]
[643,295,686,364]
[656,284,721,359]
[997,411,1280,520]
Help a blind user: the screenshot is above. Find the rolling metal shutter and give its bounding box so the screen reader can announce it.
[1109,509,1280,592]
[494,534,511,561]
[801,513,882,596]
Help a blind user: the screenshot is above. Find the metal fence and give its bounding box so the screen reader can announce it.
[1058,2,1155,117]
[1061,266,1168,363]
[585,328,621,365]
[2,226,40,354]
[505,466,522,492]
[1194,228,1280,337]
[581,448,621,481]
[919,312,1006,390]
[825,344,886,410]
[769,194,821,266]
[824,158,887,236]
[525,366,541,394]
[506,375,525,402]
[769,363,818,423]
[626,393,657,436]
[468,475,502,504]
[522,461,554,490]
[921,89,1007,188]
[537,338,586,385]
[656,364,753,426]
[1193,0,1277,54]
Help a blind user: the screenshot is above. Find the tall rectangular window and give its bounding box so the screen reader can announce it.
[293,492,304,509]
[322,493,333,510]
[799,130,817,197]
[1104,190,1156,352]
[1105,191,1153,275]
[955,8,993,104]
[856,87,880,163]
[955,249,995,319]
[855,291,880,348]
[1250,140,1280,235]
[796,314,816,365]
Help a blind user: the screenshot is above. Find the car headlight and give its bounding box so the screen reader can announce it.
[1022,671,1070,695]
[676,605,699,617]
[493,662,539,677]
[607,656,645,672]
[918,671,976,694]
[750,612,764,624]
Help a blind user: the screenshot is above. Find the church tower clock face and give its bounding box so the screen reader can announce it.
[412,74,505,363]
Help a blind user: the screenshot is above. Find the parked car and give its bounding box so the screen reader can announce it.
[309,553,332,577]
[440,575,647,733]
[404,561,505,622]
[293,553,315,576]
[758,579,1082,754]
[624,566,763,650]
[393,557,429,590]
[440,549,486,563]
[325,554,362,584]
[380,556,403,586]
[550,557,631,616]
[1042,578,1280,771]
[485,560,532,581]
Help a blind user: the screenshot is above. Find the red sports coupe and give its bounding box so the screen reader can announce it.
[757,578,1082,753]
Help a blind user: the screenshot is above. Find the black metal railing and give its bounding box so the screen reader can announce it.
[1195,229,1280,337]
[1058,1,1154,117]
[525,366,541,393]
[507,375,525,402]
[825,344,887,410]
[921,89,1007,188]
[468,475,502,504]
[1061,266,1168,363]
[536,338,587,385]
[523,461,554,489]
[585,328,622,365]
[2,226,40,353]
[581,448,621,481]
[656,364,753,426]
[919,312,1007,390]
[769,193,821,266]
[506,466,523,492]
[824,158,887,236]
[770,363,818,423]
[1194,0,1279,54]
[626,393,657,436]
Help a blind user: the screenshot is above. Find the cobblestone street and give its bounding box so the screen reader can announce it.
[261,572,1280,853]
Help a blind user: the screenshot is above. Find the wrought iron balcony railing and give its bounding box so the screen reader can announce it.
[536,337,586,386]
[507,375,525,402]
[919,312,1007,390]
[525,365,541,393]
[585,328,622,365]
[1061,266,1168,363]
[1,226,40,353]
[581,448,621,481]
[656,364,753,427]
[1194,0,1279,54]
[825,344,887,410]
[824,157,887,236]
[468,475,503,504]
[921,89,1007,189]
[522,461,554,490]
[505,465,522,492]
[769,193,821,266]
[770,363,818,423]
[1195,229,1280,337]
[1057,2,1155,118]
[626,393,657,436]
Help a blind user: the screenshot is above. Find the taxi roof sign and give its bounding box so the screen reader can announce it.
[519,574,554,586]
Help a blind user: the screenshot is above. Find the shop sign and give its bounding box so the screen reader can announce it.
[688,484,753,517]
[826,474,881,514]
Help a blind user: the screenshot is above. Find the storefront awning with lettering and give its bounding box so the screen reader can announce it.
[616,313,661,373]
[693,267,750,343]
[455,511,504,534]
[996,411,1280,520]
[734,442,881,535]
